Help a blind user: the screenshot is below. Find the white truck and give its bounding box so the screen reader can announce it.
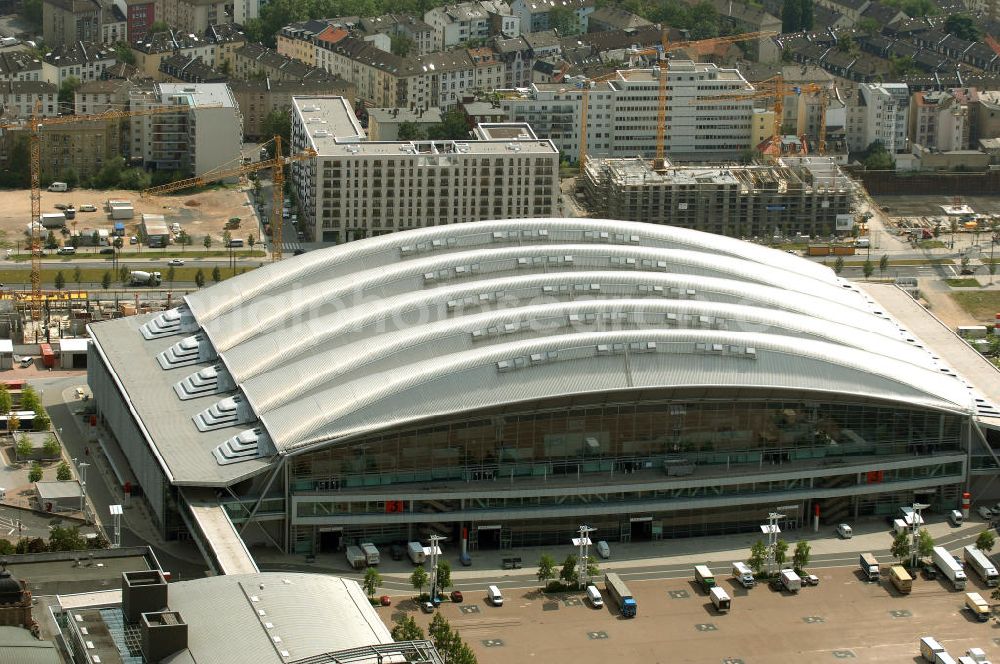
[360,542,380,565]
[965,592,991,622]
[932,546,967,590]
[709,586,731,613]
[345,545,366,569]
[407,541,426,564]
[920,636,946,662]
[731,561,755,588]
[130,270,161,286]
[779,569,801,593]
[859,552,880,582]
[963,545,998,587]
[40,212,66,228]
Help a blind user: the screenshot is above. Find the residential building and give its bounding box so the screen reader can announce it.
[399,50,479,109]
[114,0,155,42]
[686,0,781,62]
[74,77,133,114]
[424,1,517,50]
[850,81,910,153]
[159,53,228,82]
[314,35,403,107]
[128,82,243,176]
[909,89,969,151]
[289,96,558,243]
[277,19,335,65]
[229,77,356,139]
[587,5,651,31]
[38,119,120,178]
[493,35,532,88]
[583,156,853,238]
[468,46,504,92]
[101,3,126,44]
[511,0,594,34]
[42,0,103,49]
[130,25,246,80]
[503,62,758,163]
[366,106,443,140]
[0,52,45,83]
[360,14,437,56]
[959,88,1000,148]
[233,43,336,83]
[157,0,230,34]
[41,41,118,86]
[0,81,58,118]
[814,0,870,23]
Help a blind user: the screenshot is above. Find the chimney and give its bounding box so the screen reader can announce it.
[141,611,188,663]
[122,570,168,624]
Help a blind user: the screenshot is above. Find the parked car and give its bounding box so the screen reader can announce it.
[805,574,820,586]
[922,565,938,580]
[167,259,184,266]
[836,523,853,539]
[19,356,32,367]
[420,601,435,613]
[53,203,67,210]
[595,540,610,559]
[79,204,96,212]
[450,590,463,603]
[390,544,404,561]
[379,595,391,607]
[129,236,138,244]
[978,506,993,520]
[99,248,114,255]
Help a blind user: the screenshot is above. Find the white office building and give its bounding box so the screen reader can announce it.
[849,82,910,154]
[128,83,243,177]
[290,95,559,244]
[503,61,758,163]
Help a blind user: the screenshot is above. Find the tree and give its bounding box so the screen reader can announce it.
[247,234,255,253]
[9,414,21,440]
[748,539,767,574]
[774,539,789,566]
[879,253,889,277]
[195,269,205,287]
[167,266,176,285]
[203,235,212,250]
[49,525,87,551]
[15,434,31,460]
[113,43,135,65]
[28,462,42,483]
[863,259,875,279]
[391,615,425,641]
[211,266,222,283]
[363,567,382,598]
[436,560,453,592]
[149,19,169,33]
[23,0,42,27]
[428,613,451,652]
[102,271,111,289]
[58,76,81,113]
[73,265,82,285]
[397,122,424,141]
[44,231,58,249]
[834,256,845,275]
[917,528,935,557]
[793,540,811,571]
[261,111,292,153]
[426,109,472,141]
[56,461,72,480]
[34,409,49,432]
[410,566,428,595]
[560,553,579,587]
[799,0,813,30]
[944,13,979,41]
[548,5,577,34]
[0,384,11,422]
[222,230,232,248]
[42,433,59,457]
[891,531,910,564]
[22,385,40,412]
[977,529,996,553]
[537,553,557,585]
[54,270,65,290]
[118,266,129,283]
[781,0,802,32]
[390,33,414,57]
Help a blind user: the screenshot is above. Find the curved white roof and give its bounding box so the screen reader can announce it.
[90,219,983,485]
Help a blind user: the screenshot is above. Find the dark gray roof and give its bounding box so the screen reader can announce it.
[43,41,116,67]
[0,626,60,664]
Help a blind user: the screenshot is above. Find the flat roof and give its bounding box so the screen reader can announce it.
[157,83,235,108]
[59,338,89,353]
[0,339,12,353]
[35,481,82,500]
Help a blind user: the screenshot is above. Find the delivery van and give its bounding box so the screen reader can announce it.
[487,585,503,606]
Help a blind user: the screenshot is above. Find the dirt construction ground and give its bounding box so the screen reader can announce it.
[388,567,1000,663]
[0,185,254,247]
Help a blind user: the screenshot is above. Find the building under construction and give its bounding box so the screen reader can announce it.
[583,156,855,239]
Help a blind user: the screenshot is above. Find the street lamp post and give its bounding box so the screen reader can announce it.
[572,525,596,587]
[72,457,90,515]
[909,503,929,571]
[427,534,445,603]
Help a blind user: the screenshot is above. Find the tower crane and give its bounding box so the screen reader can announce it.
[141,136,317,261]
[688,75,786,156]
[0,102,208,323]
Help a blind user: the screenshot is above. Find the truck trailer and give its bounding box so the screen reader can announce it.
[779,569,801,592]
[604,573,637,617]
[965,592,991,622]
[407,541,426,564]
[709,586,731,613]
[963,546,998,587]
[360,542,379,565]
[889,566,912,594]
[694,565,715,592]
[932,546,967,590]
[859,553,879,582]
[345,545,366,569]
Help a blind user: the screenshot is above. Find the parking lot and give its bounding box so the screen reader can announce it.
[388,565,1000,663]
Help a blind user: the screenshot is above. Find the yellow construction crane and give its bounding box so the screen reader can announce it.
[0,102,201,322]
[688,75,785,156]
[141,136,317,261]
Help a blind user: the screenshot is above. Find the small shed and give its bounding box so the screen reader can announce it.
[35,481,82,513]
[141,214,170,248]
[0,339,11,370]
[59,338,89,369]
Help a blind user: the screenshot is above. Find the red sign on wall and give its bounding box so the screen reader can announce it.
[384,500,405,513]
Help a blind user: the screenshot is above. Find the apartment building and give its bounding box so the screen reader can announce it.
[42,41,118,86]
[130,25,246,80]
[114,0,155,42]
[101,3,126,44]
[157,0,230,33]
[366,106,443,140]
[909,90,969,151]
[583,156,853,239]
[511,0,594,33]
[424,1,517,50]
[0,81,58,118]
[159,53,228,82]
[493,35,532,88]
[128,83,242,176]
[277,20,333,65]
[230,77,355,139]
[848,82,910,153]
[290,95,558,244]
[233,43,336,83]
[74,78,134,114]
[361,14,437,56]
[314,36,403,107]
[0,52,45,83]
[504,62,758,163]
[42,0,103,49]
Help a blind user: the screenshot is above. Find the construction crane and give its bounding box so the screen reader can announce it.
[141,136,317,261]
[688,75,785,156]
[795,83,828,155]
[0,102,202,324]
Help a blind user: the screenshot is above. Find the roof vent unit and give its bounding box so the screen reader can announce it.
[157,334,216,369]
[140,306,197,339]
[141,611,188,664]
[314,129,329,137]
[213,428,273,465]
[194,394,253,431]
[173,364,234,399]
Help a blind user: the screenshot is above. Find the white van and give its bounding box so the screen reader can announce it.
[836,523,853,539]
[949,510,964,526]
[487,585,503,606]
[48,181,67,192]
[585,584,603,608]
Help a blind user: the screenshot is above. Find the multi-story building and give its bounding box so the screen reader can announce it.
[41,42,118,86]
[114,0,155,42]
[954,88,1000,149]
[583,156,854,239]
[101,3,126,44]
[233,43,336,83]
[504,62,758,163]
[366,106,443,140]
[468,46,504,92]
[0,52,45,83]
[493,35,532,88]
[360,14,437,56]
[0,81,59,118]
[74,78,134,114]
[314,36,403,107]
[586,5,651,31]
[686,0,781,62]
[157,0,230,34]
[290,95,558,243]
[277,20,334,65]
[398,50,479,110]
[229,77,356,139]
[849,82,910,153]
[130,25,246,80]
[128,83,242,176]
[511,0,594,33]
[42,0,103,49]
[909,90,969,151]
[424,1,517,50]
[159,53,228,82]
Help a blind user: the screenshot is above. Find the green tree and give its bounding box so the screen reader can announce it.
[149,19,169,33]
[203,235,212,250]
[782,0,802,32]
[73,265,82,286]
[15,434,31,460]
[944,13,979,41]
[113,43,136,65]
[56,460,72,480]
[54,270,65,290]
[363,567,382,598]
[863,259,875,279]
[247,234,255,253]
[22,0,42,27]
[548,5,578,34]
[891,531,910,564]
[261,111,292,153]
[410,565,428,595]
[537,553,557,586]
[9,414,21,440]
[119,167,151,190]
[560,553,579,587]
[102,271,111,289]
[195,269,205,287]
[0,385,11,421]
[49,525,87,551]
[28,462,42,483]
[58,76,81,113]
[212,266,222,283]
[857,17,880,34]
[977,529,996,553]
[34,409,49,432]
[774,539,789,566]
[391,615,425,641]
[799,0,813,30]
[879,253,889,277]
[917,528,935,557]
[222,230,232,247]
[44,231,58,249]
[21,385,39,412]
[397,122,424,141]
[834,256,845,275]
[792,540,811,571]
[748,539,767,574]
[436,560,453,592]
[0,540,14,555]
[426,109,472,141]
[390,33,414,57]
[118,265,129,283]
[41,433,59,457]
[428,613,451,652]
